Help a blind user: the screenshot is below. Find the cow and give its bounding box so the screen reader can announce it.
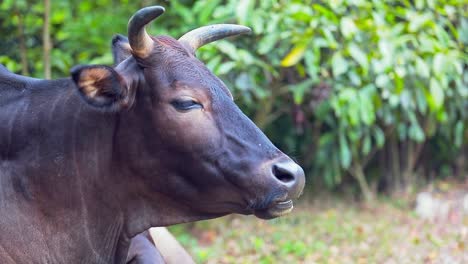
[126,230,165,263]
[112,35,194,264]
[127,229,194,264]
[0,6,305,264]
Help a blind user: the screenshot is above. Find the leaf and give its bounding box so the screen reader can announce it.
[237,50,255,65]
[460,18,468,44]
[216,61,236,75]
[371,58,387,74]
[304,50,319,79]
[348,70,362,86]
[409,123,425,142]
[359,93,375,125]
[340,16,358,39]
[205,55,222,72]
[281,43,307,67]
[0,0,15,10]
[348,43,369,71]
[215,42,238,60]
[432,53,446,75]
[429,78,444,110]
[236,0,254,25]
[322,27,338,48]
[318,133,335,148]
[362,134,372,155]
[415,0,425,9]
[331,52,348,77]
[235,72,252,91]
[373,127,385,148]
[378,39,393,68]
[408,12,432,32]
[258,33,278,55]
[0,56,20,72]
[375,74,390,88]
[265,14,281,33]
[415,83,428,114]
[339,132,352,169]
[289,4,313,22]
[51,10,66,24]
[415,57,430,78]
[251,14,264,34]
[194,0,221,24]
[434,23,451,47]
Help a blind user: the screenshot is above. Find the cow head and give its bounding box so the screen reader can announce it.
[71,6,305,222]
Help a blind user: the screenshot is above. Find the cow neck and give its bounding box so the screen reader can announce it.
[61,89,136,263]
[0,79,134,263]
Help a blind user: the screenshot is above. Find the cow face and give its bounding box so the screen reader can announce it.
[71,6,305,220]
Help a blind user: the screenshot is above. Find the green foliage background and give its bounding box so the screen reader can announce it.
[1,0,466,198]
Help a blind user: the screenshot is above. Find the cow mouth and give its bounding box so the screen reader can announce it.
[253,199,294,219]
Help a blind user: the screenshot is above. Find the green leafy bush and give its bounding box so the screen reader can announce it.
[1,0,466,198]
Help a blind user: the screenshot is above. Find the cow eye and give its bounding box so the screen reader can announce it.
[171,99,203,111]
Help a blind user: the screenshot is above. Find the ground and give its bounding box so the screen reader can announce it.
[169,185,467,264]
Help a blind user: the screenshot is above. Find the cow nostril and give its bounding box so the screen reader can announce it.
[272,164,295,184]
[271,161,306,198]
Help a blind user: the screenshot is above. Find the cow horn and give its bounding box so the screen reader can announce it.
[178,24,251,52]
[127,6,165,58]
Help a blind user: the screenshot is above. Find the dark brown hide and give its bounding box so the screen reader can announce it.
[0,6,305,264]
[113,35,194,264]
[126,231,165,264]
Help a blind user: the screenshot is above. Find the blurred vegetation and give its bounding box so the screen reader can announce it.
[168,199,467,263]
[0,0,466,200]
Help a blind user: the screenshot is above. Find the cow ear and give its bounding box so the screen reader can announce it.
[71,65,128,110]
[112,34,133,66]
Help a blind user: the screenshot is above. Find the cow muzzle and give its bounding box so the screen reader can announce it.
[253,158,305,219]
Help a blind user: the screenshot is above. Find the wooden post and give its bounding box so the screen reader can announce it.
[149,227,195,264]
[43,0,51,79]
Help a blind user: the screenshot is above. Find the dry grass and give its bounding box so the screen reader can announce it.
[169,197,467,264]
